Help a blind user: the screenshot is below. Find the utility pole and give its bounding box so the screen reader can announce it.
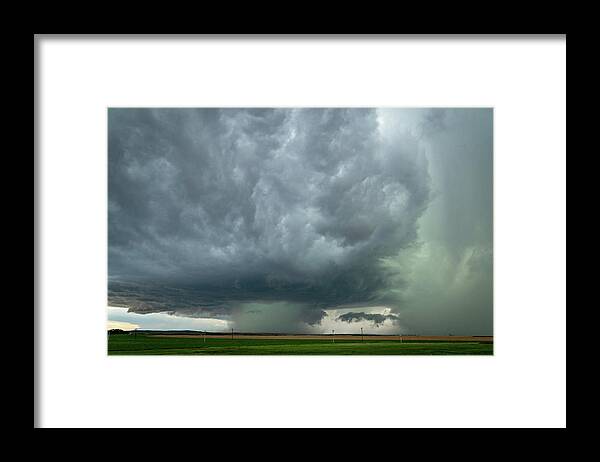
[203,331,206,343]
[361,327,363,342]
[332,329,335,343]
[231,328,234,340]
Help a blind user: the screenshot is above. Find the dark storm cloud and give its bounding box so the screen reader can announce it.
[335,311,399,327]
[108,108,432,325]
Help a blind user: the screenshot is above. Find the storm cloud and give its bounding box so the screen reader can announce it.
[336,312,400,327]
[108,108,492,334]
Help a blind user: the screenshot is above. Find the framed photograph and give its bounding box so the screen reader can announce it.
[35,34,566,428]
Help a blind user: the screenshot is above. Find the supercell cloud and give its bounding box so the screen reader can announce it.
[108,108,493,334]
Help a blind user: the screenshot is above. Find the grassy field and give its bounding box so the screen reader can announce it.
[108,334,493,355]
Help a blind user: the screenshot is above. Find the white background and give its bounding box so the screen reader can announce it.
[36,36,566,428]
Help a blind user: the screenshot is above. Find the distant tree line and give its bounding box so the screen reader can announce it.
[107,329,129,335]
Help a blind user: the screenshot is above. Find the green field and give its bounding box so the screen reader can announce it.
[108,334,493,355]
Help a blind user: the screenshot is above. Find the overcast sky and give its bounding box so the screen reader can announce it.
[108,108,492,334]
